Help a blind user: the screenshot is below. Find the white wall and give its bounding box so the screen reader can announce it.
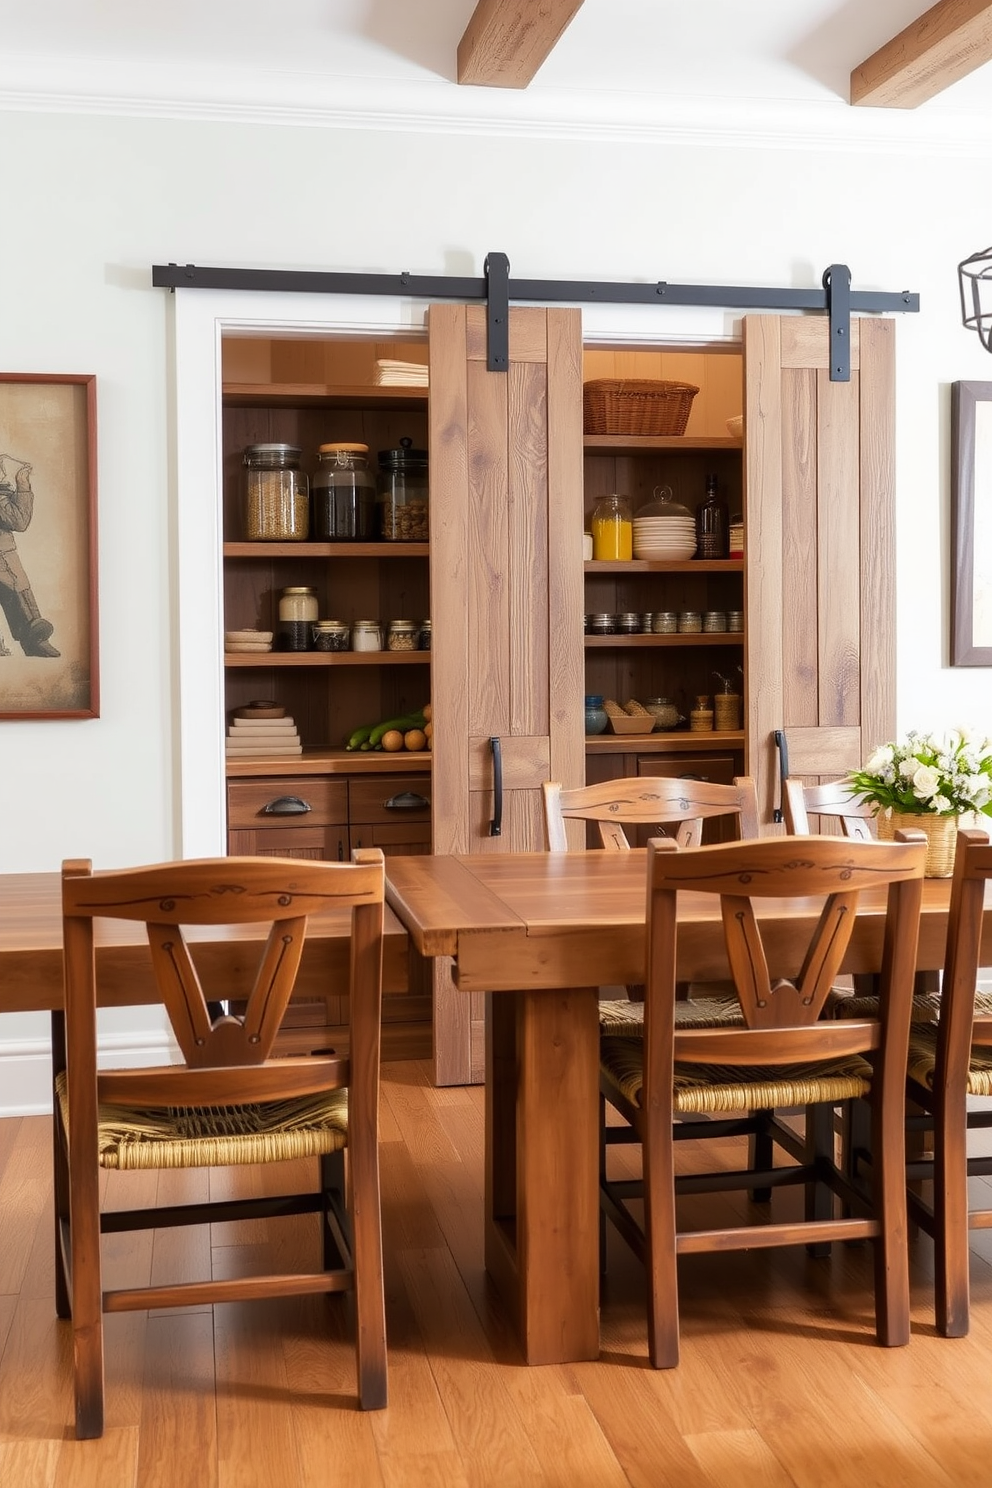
[2,105,990,1110]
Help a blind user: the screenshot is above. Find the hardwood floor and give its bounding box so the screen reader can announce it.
[4,1063,992,1486]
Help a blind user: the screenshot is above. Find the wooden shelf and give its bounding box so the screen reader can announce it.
[223,382,427,411]
[585,731,745,754]
[585,558,743,574]
[224,541,429,559]
[225,748,432,778]
[584,435,741,455]
[225,651,430,668]
[585,633,743,648]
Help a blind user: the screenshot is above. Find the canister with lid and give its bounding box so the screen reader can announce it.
[312,619,350,652]
[278,586,318,651]
[377,437,429,541]
[352,619,382,652]
[312,442,376,541]
[419,619,431,650]
[387,619,420,652]
[243,443,309,541]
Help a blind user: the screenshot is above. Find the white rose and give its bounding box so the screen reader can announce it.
[865,745,894,774]
[911,764,942,800]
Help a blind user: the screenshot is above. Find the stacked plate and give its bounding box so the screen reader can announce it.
[632,514,697,561]
[225,628,273,654]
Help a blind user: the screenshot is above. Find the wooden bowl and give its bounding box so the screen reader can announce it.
[608,714,656,735]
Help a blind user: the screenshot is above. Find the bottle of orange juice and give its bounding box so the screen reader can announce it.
[591,494,633,560]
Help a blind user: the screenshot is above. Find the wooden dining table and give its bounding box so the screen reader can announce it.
[384,848,990,1368]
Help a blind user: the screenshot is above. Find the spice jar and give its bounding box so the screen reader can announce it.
[591,494,633,560]
[278,586,318,651]
[585,695,609,735]
[312,619,350,652]
[387,619,420,652]
[377,438,429,541]
[351,619,382,652]
[419,619,431,650]
[312,442,376,541]
[678,611,702,634]
[690,694,715,732]
[653,612,678,634]
[243,444,309,541]
[645,697,682,730]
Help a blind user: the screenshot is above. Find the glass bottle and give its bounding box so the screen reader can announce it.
[277,586,318,651]
[591,494,633,561]
[242,444,309,541]
[377,438,429,541]
[584,695,609,735]
[695,474,728,559]
[312,442,377,541]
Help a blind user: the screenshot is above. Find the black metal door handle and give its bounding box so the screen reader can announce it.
[773,730,789,823]
[262,795,311,816]
[490,736,502,836]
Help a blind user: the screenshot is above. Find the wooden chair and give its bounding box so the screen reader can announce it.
[55,852,388,1439]
[598,832,926,1366]
[783,776,878,840]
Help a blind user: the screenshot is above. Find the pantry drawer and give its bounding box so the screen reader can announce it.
[348,776,432,826]
[227,776,349,830]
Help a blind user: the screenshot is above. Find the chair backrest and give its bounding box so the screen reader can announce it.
[542,775,760,853]
[61,852,385,1111]
[643,833,925,1052]
[935,828,992,1072]
[783,777,877,842]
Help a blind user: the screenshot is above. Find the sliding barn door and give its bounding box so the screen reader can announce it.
[743,315,896,825]
[428,304,585,1083]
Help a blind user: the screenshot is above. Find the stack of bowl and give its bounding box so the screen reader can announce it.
[225,628,273,654]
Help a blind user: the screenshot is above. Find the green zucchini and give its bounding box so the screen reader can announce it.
[367,711,426,748]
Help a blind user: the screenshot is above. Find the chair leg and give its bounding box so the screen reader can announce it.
[643,1119,680,1369]
[343,1139,388,1410]
[51,1012,71,1320]
[70,1155,105,1438]
[598,1094,609,1277]
[749,1111,773,1203]
[870,1085,911,1348]
[804,1103,834,1258]
[933,1099,970,1338]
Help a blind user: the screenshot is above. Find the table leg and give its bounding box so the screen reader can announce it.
[484,985,600,1364]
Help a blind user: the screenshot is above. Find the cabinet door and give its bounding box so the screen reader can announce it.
[743,315,895,823]
[428,303,585,1083]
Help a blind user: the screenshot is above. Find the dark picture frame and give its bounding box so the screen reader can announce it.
[0,373,98,718]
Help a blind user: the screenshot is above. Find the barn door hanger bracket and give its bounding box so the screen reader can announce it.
[824,264,851,382]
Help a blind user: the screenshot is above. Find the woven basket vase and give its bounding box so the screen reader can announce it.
[583,379,699,436]
[876,809,958,877]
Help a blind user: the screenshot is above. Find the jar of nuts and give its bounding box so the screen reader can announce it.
[242,444,309,541]
[377,438,429,542]
[386,619,420,651]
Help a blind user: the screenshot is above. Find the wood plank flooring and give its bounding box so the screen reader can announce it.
[4,1062,992,1486]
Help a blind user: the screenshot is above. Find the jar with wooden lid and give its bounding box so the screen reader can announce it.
[278,586,318,651]
[243,444,309,541]
[377,438,429,541]
[312,442,376,541]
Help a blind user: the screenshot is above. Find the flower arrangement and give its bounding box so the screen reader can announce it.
[847,728,992,818]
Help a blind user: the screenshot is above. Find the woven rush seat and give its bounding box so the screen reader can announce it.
[600,1035,873,1113]
[55,1072,348,1171]
[830,988,992,1025]
[599,996,744,1034]
[906,1022,992,1097]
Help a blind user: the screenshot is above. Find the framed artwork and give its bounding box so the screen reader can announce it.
[0,374,98,718]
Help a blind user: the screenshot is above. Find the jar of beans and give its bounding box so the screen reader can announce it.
[377,438,429,542]
[243,444,309,541]
[278,587,318,651]
[387,619,420,651]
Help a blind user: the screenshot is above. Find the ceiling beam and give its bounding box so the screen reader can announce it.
[457,0,585,88]
[851,0,992,108]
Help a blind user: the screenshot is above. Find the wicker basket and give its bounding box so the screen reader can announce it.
[583,379,699,437]
[876,809,958,877]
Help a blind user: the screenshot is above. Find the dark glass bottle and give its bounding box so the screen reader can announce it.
[695,474,729,559]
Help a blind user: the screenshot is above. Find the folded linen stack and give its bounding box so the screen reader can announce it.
[225,713,302,758]
[373,358,429,387]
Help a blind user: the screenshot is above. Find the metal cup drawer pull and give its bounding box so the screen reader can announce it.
[261,795,312,815]
[383,791,430,810]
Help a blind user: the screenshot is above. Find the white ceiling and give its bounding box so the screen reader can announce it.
[2,0,991,146]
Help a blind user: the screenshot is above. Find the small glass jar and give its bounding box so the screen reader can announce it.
[243,444,309,541]
[589,613,618,635]
[312,442,376,541]
[591,494,633,561]
[387,619,420,652]
[703,611,728,633]
[278,586,318,651]
[585,695,609,735]
[653,611,678,634]
[617,611,641,634]
[727,610,744,632]
[352,619,382,652]
[678,611,703,634]
[377,438,429,541]
[419,619,431,650]
[645,697,681,730]
[312,618,350,652]
[640,613,654,633]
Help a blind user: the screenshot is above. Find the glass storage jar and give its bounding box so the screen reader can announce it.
[419,619,431,650]
[387,619,420,652]
[351,619,382,652]
[645,697,682,730]
[584,695,609,735]
[278,586,318,651]
[243,444,309,541]
[312,619,350,652]
[377,437,429,541]
[312,442,377,541]
[591,493,633,560]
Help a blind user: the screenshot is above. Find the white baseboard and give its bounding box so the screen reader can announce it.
[0,1030,179,1117]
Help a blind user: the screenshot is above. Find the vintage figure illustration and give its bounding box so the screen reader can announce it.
[0,454,60,657]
